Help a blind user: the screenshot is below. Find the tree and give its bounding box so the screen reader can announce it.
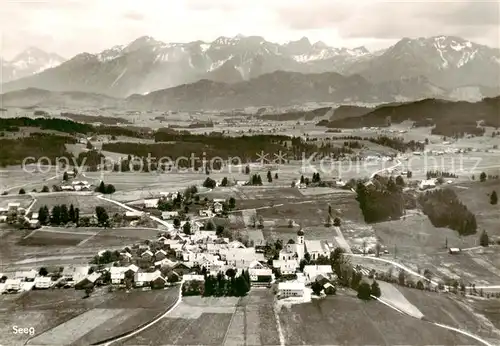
[333,217,341,227]
[490,190,498,205]
[311,281,323,295]
[41,185,49,193]
[300,175,305,184]
[480,172,487,182]
[60,204,69,224]
[398,270,406,286]
[173,218,181,228]
[95,206,109,227]
[84,286,93,298]
[183,221,192,235]
[97,181,106,193]
[216,225,225,236]
[105,184,116,194]
[221,177,228,187]
[375,243,382,257]
[19,188,26,195]
[416,280,425,290]
[205,219,215,230]
[228,197,236,210]
[38,267,48,276]
[371,281,381,298]
[288,219,294,228]
[74,207,80,225]
[38,206,49,225]
[245,165,250,174]
[86,141,93,150]
[69,204,75,223]
[51,205,61,225]
[328,204,332,216]
[267,170,273,182]
[63,172,69,181]
[203,177,216,189]
[357,282,372,300]
[274,172,278,179]
[479,230,489,247]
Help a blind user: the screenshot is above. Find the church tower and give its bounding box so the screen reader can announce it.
[296,227,305,261]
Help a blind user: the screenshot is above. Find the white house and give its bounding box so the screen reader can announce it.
[14,269,37,281]
[125,211,143,220]
[110,265,139,284]
[248,261,273,283]
[134,270,163,287]
[5,278,22,292]
[62,266,89,283]
[199,209,213,217]
[278,282,305,298]
[161,211,179,220]
[419,179,436,190]
[144,199,159,209]
[183,274,205,282]
[31,212,39,220]
[34,276,52,289]
[303,265,334,282]
[272,260,299,275]
[213,202,223,214]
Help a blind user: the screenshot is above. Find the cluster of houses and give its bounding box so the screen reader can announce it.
[60,180,92,192]
[0,202,40,229]
[0,266,101,294]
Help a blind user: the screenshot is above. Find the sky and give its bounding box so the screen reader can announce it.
[0,0,499,60]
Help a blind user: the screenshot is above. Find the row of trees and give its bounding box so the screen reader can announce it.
[203,270,251,297]
[37,204,80,226]
[426,171,458,179]
[95,181,116,194]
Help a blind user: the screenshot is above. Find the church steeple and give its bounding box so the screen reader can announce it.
[297,226,304,245]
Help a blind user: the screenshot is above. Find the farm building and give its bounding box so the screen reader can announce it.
[248,261,273,284]
[14,269,37,281]
[199,209,213,217]
[278,282,305,298]
[8,203,20,211]
[134,270,164,287]
[449,247,461,254]
[125,211,143,220]
[4,278,22,292]
[75,272,102,290]
[303,265,334,283]
[62,266,90,283]
[272,259,299,275]
[161,211,179,220]
[213,202,223,213]
[419,179,436,190]
[34,276,52,289]
[183,274,205,282]
[143,199,159,209]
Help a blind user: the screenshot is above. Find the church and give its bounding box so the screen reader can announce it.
[279,229,334,262]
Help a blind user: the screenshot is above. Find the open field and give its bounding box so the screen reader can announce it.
[0,288,111,346]
[0,166,61,193]
[451,180,500,237]
[121,290,279,346]
[32,192,123,215]
[278,295,481,345]
[0,194,34,209]
[0,227,157,272]
[399,287,500,341]
[0,287,179,346]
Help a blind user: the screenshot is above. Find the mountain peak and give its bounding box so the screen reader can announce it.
[124,36,162,52]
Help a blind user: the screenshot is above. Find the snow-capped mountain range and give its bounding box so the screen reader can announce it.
[2,35,499,99]
[1,47,65,84]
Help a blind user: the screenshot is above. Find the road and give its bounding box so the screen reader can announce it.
[370,159,402,179]
[96,194,173,231]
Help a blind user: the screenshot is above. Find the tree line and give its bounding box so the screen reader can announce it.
[419,189,477,236]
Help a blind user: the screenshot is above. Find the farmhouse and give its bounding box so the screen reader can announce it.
[161,211,179,220]
[125,211,143,220]
[62,266,90,283]
[449,247,461,254]
[303,265,334,283]
[213,202,223,214]
[34,276,52,289]
[5,278,22,292]
[199,209,213,217]
[248,261,273,284]
[75,272,101,289]
[134,270,163,287]
[8,203,20,212]
[14,269,37,281]
[273,259,299,275]
[278,281,305,298]
[143,198,159,209]
[110,265,139,284]
[419,179,436,190]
